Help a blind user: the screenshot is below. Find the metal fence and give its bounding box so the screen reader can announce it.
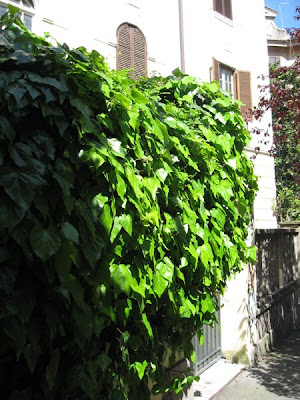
[193,309,221,375]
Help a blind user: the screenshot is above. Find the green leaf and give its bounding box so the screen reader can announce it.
[62,274,85,309]
[100,203,113,234]
[248,246,257,263]
[24,343,40,374]
[199,243,213,269]
[132,360,148,380]
[61,222,79,244]
[96,352,112,371]
[142,177,161,200]
[30,226,61,261]
[190,350,196,363]
[201,295,215,314]
[131,87,149,105]
[111,214,132,242]
[109,264,134,295]
[172,67,184,77]
[2,317,27,358]
[114,93,131,109]
[0,115,16,141]
[156,258,174,282]
[119,214,133,236]
[0,168,44,211]
[54,239,77,276]
[153,272,168,298]
[142,313,153,338]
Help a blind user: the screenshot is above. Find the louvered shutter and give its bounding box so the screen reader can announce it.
[212,58,220,82]
[117,24,147,79]
[132,26,147,78]
[237,71,252,119]
[117,24,132,72]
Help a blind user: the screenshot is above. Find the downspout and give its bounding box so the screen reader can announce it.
[178,0,185,73]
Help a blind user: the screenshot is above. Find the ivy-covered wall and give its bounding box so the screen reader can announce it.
[0,14,257,400]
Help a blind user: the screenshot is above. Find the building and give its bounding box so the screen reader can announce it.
[265,6,297,67]
[0,0,279,396]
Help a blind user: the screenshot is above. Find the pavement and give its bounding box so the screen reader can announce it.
[194,329,300,400]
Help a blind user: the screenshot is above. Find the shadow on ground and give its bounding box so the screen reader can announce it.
[249,330,300,399]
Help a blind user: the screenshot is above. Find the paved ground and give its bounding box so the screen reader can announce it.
[212,329,300,400]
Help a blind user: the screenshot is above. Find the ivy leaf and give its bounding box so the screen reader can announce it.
[30,226,61,261]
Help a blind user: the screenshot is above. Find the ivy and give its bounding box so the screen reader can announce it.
[0,12,257,400]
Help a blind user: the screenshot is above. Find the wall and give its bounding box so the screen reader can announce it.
[220,268,252,365]
[33,0,181,77]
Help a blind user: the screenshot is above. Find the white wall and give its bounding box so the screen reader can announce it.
[34,0,181,77]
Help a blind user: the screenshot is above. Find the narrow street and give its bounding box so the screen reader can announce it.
[212,330,300,400]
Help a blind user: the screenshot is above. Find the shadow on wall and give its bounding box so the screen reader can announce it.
[249,329,300,399]
[256,229,298,298]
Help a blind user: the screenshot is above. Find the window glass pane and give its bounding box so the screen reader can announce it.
[224,0,232,19]
[0,5,7,16]
[23,0,33,7]
[220,67,233,94]
[23,13,32,30]
[215,0,223,14]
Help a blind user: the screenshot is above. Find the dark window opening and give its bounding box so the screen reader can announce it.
[214,0,232,20]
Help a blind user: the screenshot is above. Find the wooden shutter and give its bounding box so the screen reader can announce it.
[117,23,147,79]
[117,24,132,72]
[132,26,147,78]
[237,71,252,119]
[212,58,220,82]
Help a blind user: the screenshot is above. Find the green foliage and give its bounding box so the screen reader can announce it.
[0,13,257,400]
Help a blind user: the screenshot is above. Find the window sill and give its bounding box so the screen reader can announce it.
[213,12,234,27]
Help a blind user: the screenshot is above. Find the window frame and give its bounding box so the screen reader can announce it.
[213,0,233,20]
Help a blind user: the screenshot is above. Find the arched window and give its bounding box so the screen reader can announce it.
[116,23,147,79]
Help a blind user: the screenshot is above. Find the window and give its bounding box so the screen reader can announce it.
[219,65,233,93]
[213,0,232,20]
[0,1,34,30]
[212,58,253,120]
[269,56,281,66]
[116,23,147,79]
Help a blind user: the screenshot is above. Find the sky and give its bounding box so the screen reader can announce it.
[265,0,300,28]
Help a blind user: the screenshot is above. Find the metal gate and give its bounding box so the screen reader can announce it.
[193,309,221,374]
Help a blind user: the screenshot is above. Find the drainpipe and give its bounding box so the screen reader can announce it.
[178,0,185,73]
